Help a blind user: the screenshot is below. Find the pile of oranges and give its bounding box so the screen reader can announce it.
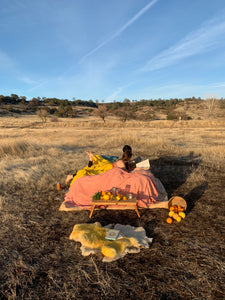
[166,205,186,224]
[92,190,128,201]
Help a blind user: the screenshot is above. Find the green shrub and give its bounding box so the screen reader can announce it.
[167,113,177,120]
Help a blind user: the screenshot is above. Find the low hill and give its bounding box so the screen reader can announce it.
[0,98,224,121]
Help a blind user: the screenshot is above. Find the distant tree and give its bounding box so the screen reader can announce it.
[72,99,97,107]
[10,94,19,103]
[205,94,217,119]
[37,107,49,123]
[29,97,41,109]
[55,102,76,118]
[20,96,27,103]
[123,98,131,105]
[116,107,136,122]
[94,104,108,122]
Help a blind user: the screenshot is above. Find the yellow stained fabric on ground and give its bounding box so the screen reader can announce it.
[70,155,113,186]
[69,222,139,259]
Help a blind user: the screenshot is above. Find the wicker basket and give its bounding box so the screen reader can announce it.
[168,196,187,210]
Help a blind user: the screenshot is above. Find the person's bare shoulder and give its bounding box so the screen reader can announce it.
[113,160,125,169]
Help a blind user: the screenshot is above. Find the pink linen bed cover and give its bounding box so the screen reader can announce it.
[64,167,158,209]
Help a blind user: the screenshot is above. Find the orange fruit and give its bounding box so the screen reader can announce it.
[173,205,178,213]
[123,196,127,201]
[102,191,106,196]
[169,206,175,211]
[166,217,173,224]
[116,195,121,201]
[172,213,179,220]
[178,206,185,212]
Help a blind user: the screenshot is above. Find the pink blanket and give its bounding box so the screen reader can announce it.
[64,167,158,209]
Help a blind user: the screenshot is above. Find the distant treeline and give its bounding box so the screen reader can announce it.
[0,94,97,107]
[1,93,225,108]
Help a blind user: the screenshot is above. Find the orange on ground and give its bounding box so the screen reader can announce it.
[172,213,179,220]
[166,217,173,224]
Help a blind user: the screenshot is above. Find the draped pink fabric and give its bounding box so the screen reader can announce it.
[64,167,158,209]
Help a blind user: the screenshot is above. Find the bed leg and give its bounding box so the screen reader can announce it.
[135,205,141,218]
[89,204,95,218]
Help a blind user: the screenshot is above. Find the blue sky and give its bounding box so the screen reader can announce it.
[1,0,225,102]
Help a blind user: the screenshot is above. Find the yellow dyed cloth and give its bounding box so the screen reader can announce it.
[69,222,152,262]
[69,222,140,262]
[70,155,113,186]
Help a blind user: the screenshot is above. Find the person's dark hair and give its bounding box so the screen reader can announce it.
[121,150,132,162]
[120,145,132,170]
[123,145,132,153]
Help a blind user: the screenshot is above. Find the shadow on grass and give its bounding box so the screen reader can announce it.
[185,182,208,214]
[150,151,202,197]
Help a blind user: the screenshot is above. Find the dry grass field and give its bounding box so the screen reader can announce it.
[0,115,225,300]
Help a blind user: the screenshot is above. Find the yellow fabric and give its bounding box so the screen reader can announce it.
[70,155,113,186]
[69,222,139,259]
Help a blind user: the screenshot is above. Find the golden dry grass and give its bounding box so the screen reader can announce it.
[0,115,225,299]
[1,115,225,187]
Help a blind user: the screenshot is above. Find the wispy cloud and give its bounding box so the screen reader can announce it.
[105,84,130,102]
[139,14,225,72]
[19,76,38,85]
[80,0,159,62]
[26,79,51,92]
